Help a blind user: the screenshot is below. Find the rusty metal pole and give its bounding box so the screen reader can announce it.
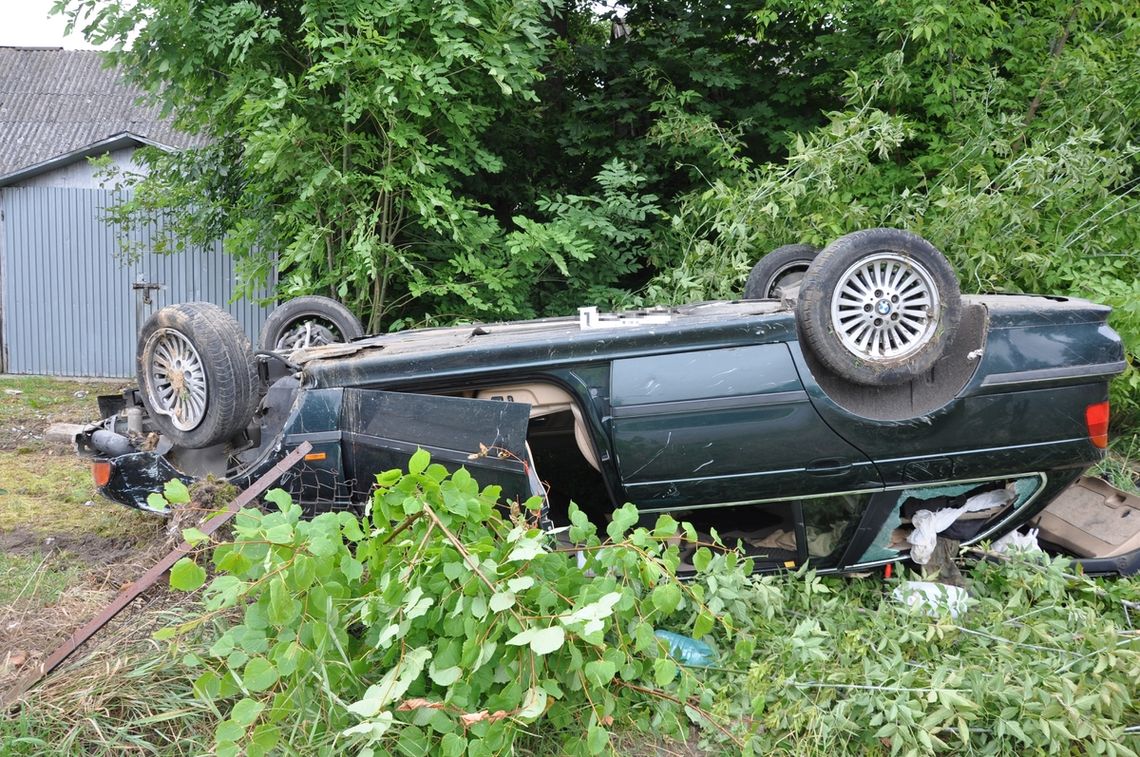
[1,441,313,708]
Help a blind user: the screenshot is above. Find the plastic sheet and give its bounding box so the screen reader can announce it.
[993,527,1041,554]
[907,487,1014,565]
[892,580,970,619]
[654,630,716,667]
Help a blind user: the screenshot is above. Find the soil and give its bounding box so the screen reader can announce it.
[0,377,172,698]
[0,528,143,566]
[0,518,175,688]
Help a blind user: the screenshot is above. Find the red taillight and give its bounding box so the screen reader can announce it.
[92,460,113,487]
[1086,401,1110,449]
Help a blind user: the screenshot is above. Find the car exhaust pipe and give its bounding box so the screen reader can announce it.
[91,429,134,457]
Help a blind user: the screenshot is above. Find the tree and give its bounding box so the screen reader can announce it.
[57,0,554,331]
[646,0,1140,420]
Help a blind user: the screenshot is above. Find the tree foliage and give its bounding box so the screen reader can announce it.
[644,0,1140,418]
[58,0,556,331]
[160,456,758,756]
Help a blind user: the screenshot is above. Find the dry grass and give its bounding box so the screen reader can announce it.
[2,595,215,756]
[0,376,170,701]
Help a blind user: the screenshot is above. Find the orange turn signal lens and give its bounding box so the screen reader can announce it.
[304,452,327,462]
[1086,401,1110,449]
[92,460,113,487]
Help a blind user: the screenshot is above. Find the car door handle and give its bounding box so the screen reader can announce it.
[806,459,853,476]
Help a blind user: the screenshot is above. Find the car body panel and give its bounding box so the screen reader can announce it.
[76,293,1131,574]
[275,388,537,507]
[610,344,879,508]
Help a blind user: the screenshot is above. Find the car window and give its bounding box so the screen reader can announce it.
[802,493,870,567]
[672,501,801,571]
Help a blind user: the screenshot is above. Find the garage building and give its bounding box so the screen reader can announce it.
[0,46,269,377]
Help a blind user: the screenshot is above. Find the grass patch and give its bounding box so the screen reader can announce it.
[0,551,80,609]
[1,610,215,757]
[0,450,158,539]
[0,375,126,451]
[1093,432,1140,494]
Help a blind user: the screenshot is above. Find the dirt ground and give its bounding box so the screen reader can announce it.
[0,377,170,694]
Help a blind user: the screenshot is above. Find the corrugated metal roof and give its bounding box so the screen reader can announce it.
[0,47,202,176]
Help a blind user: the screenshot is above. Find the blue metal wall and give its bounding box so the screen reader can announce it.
[1,186,272,377]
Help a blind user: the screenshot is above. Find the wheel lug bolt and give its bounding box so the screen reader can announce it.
[891,295,899,303]
[874,318,882,326]
[863,304,872,312]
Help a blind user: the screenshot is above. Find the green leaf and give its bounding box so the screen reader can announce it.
[507,540,543,562]
[587,724,609,754]
[653,658,677,686]
[633,622,658,654]
[263,523,293,544]
[506,628,535,647]
[440,733,467,757]
[584,659,617,688]
[348,647,433,717]
[651,583,682,615]
[215,719,243,744]
[489,591,515,612]
[442,560,466,582]
[216,548,252,575]
[248,724,280,756]
[606,503,639,540]
[507,626,565,655]
[396,724,430,757]
[653,514,678,537]
[408,448,430,475]
[693,610,715,639]
[517,686,548,721]
[428,661,462,687]
[507,576,534,593]
[242,657,279,693]
[182,526,209,544]
[205,575,246,610]
[164,478,191,504]
[339,512,365,541]
[266,578,297,626]
[263,489,292,512]
[170,557,206,591]
[529,626,565,655]
[339,554,364,582]
[146,492,169,512]
[375,469,402,488]
[692,547,712,572]
[230,697,264,727]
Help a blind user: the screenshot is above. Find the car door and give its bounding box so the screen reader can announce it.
[608,344,880,511]
[279,388,541,507]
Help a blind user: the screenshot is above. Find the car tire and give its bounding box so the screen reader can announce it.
[260,295,364,351]
[137,302,258,448]
[797,228,961,386]
[743,243,820,299]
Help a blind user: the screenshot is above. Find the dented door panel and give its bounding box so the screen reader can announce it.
[609,345,880,509]
[278,388,536,506]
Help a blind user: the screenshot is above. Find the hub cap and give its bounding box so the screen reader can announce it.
[276,319,341,350]
[146,329,207,431]
[830,253,940,361]
[767,263,809,298]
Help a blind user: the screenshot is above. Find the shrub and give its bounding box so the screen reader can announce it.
[161,451,753,755]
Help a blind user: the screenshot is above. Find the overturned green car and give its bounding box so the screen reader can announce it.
[71,229,1135,575]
